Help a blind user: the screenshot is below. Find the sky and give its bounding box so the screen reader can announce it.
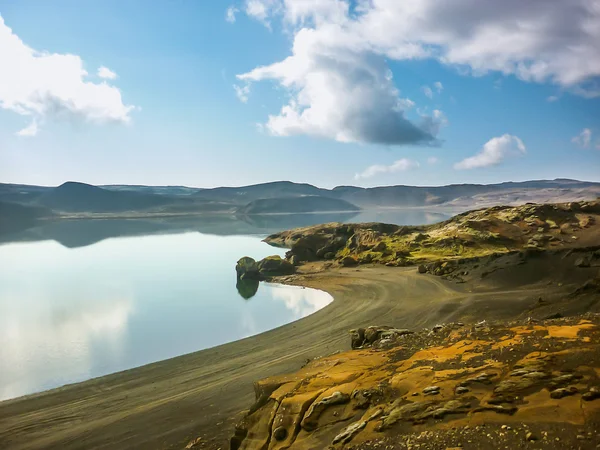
[0,0,599,189]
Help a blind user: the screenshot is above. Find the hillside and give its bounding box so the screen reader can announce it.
[0,179,599,226]
[264,199,600,268]
[237,196,360,215]
[0,201,53,234]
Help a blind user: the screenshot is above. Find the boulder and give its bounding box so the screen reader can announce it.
[340,256,358,267]
[257,256,295,277]
[418,264,427,274]
[236,257,260,280]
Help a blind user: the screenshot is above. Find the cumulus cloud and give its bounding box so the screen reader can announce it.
[427,156,439,164]
[0,16,134,135]
[454,134,526,170]
[233,83,251,103]
[226,6,239,23]
[433,81,443,93]
[97,66,117,80]
[355,158,419,180]
[571,128,592,148]
[422,86,433,99]
[236,0,600,145]
[547,95,559,102]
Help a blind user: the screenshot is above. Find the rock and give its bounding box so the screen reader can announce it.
[350,328,366,349]
[418,264,427,274]
[455,386,469,395]
[332,420,367,445]
[301,391,350,431]
[340,255,359,267]
[289,255,299,266]
[583,386,600,401]
[352,389,373,409]
[432,324,444,333]
[575,256,591,268]
[526,432,538,441]
[236,256,260,280]
[550,387,578,399]
[257,255,295,277]
[423,386,441,395]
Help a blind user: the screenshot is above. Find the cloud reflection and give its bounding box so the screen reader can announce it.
[268,284,333,318]
[0,296,133,400]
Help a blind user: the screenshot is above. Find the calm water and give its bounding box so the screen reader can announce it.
[0,210,453,401]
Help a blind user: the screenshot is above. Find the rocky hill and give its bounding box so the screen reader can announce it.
[264,199,600,272]
[231,314,600,449]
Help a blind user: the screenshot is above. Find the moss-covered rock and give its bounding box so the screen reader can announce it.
[257,255,295,277]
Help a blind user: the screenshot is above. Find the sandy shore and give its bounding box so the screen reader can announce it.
[0,262,584,450]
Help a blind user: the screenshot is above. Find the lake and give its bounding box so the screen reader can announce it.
[0,209,453,401]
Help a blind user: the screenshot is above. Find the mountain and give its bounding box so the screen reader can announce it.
[0,201,53,234]
[237,196,360,215]
[35,182,176,213]
[195,181,328,203]
[1,179,599,220]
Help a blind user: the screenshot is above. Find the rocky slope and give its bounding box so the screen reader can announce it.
[230,314,600,449]
[264,200,600,272]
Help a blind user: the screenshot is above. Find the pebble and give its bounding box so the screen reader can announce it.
[526,432,538,441]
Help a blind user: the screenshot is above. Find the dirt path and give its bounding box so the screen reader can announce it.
[0,266,576,450]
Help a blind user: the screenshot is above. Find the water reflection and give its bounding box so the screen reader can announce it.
[236,278,260,299]
[0,233,332,401]
[0,208,456,248]
[268,284,333,318]
[0,208,451,400]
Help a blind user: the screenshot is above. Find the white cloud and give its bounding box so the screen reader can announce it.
[571,128,592,148]
[355,158,419,180]
[454,134,526,170]
[226,6,239,23]
[433,81,443,93]
[427,156,439,164]
[0,16,134,135]
[547,95,559,102]
[237,0,600,146]
[233,83,251,102]
[97,66,117,80]
[422,86,434,99]
[15,120,38,137]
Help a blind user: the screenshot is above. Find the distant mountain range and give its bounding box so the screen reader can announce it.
[1,179,599,235]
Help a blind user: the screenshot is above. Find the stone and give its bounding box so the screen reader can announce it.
[332,420,366,445]
[526,432,538,441]
[235,256,260,280]
[550,387,577,399]
[301,391,350,431]
[340,256,359,267]
[418,264,427,274]
[257,255,295,277]
[350,328,366,349]
[583,386,600,401]
[423,386,441,395]
[455,386,469,395]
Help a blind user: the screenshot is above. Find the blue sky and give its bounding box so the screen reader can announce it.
[0,0,599,188]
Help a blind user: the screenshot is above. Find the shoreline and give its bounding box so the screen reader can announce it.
[0,261,578,450]
[0,266,470,449]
